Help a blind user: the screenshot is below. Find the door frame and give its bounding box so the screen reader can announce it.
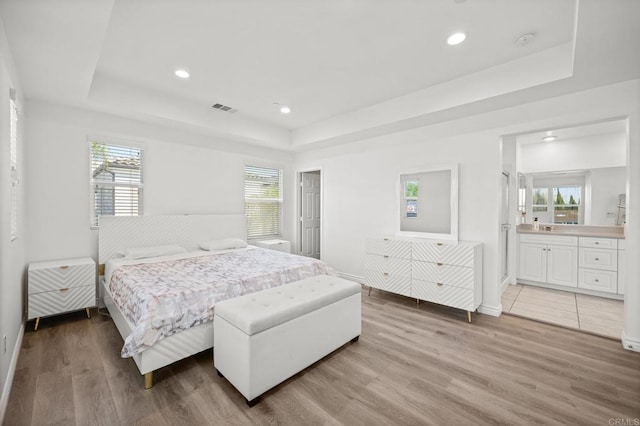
[296,167,324,260]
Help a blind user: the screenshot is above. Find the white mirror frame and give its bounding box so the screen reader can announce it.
[396,164,459,242]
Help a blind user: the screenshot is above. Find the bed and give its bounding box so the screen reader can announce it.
[98,214,333,389]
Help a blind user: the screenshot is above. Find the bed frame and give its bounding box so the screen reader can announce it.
[98,214,246,389]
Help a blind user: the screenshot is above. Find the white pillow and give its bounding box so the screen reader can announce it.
[123,245,187,260]
[199,238,248,251]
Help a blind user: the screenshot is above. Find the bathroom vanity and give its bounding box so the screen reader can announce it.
[517,224,625,298]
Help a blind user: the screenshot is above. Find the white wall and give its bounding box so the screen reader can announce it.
[25,101,294,264]
[589,167,626,225]
[0,16,26,421]
[518,132,626,173]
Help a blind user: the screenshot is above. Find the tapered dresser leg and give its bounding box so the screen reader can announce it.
[85,307,91,319]
[368,287,372,296]
[467,311,472,323]
[144,372,153,389]
[34,317,40,331]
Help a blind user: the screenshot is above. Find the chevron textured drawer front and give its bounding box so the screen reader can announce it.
[29,260,95,294]
[364,237,482,322]
[412,241,475,267]
[365,238,411,259]
[411,261,474,289]
[28,257,96,325]
[364,254,411,277]
[29,285,95,319]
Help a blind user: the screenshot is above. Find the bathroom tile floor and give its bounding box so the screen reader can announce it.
[501,284,624,340]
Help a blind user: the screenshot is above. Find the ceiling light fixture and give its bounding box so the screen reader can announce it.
[542,135,558,142]
[447,32,467,46]
[175,69,190,79]
[280,106,291,114]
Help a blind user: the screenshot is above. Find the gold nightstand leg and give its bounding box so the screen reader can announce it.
[34,317,40,331]
[144,372,153,389]
[85,307,91,319]
[467,311,472,323]
[368,287,372,296]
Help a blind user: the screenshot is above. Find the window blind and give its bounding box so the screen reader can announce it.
[9,97,18,240]
[90,142,143,227]
[245,165,283,238]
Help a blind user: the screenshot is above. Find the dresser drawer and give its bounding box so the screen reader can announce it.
[411,279,475,310]
[28,285,95,319]
[365,270,411,297]
[412,241,474,267]
[365,238,411,259]
[579,248,617,271]
[579,237,617,249]
[364,254,411,277]
[29,260,95,294]
[578,268,617,293]
[411,261,473,289]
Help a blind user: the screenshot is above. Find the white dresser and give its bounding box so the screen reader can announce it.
[28,257,96,330]
[365,237,483,321]
[253,239,291,254]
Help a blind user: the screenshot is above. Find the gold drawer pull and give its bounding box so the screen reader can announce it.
[383,272,389,276]
[437,262,443,266]
[59,288,69,292]
[436,282,443,287]
[595,258,600,261]
[384,255,389,258]
[437,243,443,246]
[383,238,389,241]
[59,265,69,270]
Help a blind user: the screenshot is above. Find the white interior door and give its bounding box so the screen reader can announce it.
[301,171,321,259]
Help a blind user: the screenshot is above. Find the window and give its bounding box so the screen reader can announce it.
[531,173,584,224]
[244,165,283,238]
[404,179,418,218]
[90,142,143,227]
[9,95,18,240]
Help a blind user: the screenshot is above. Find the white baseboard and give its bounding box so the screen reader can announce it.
[0,323,24,424]
[478,303,503,317]
[500,278,511,295]
[622,331,640,352]
[336,272,365,284]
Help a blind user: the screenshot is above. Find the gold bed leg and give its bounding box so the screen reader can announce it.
[467,311,472,323]
[34,317,40,331]
[85,307,91,319]
[144,372,153,389]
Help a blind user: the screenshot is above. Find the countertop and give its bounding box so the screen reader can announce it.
[516,224,625,239]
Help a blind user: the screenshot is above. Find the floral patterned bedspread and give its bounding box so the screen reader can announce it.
[107,248,334,357]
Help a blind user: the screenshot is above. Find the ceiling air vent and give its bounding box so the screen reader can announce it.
[211,103,238,114]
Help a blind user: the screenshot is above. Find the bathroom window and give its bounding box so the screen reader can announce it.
[405,179,418,218]
[532,184,582,224]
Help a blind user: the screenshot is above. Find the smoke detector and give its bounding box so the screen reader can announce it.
[515,33,536,47]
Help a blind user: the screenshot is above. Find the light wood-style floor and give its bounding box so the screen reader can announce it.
[5,289,640,425]
[502,284,624,339]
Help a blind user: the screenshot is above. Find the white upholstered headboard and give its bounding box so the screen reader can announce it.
[98,214,246,265]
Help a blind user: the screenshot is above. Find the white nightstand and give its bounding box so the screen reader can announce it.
[28,257,96,330]
[254,239,291,254]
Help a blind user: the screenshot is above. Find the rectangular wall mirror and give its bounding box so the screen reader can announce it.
[397,164,458,241]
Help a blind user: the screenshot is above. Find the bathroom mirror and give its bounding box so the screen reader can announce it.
[397,164,458,241]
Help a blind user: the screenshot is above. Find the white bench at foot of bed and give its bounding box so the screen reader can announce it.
[213,275,362,406]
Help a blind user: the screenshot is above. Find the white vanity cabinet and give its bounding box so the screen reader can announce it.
[364,237,482,321]
[578,237,618,293]
[518,234,578,287]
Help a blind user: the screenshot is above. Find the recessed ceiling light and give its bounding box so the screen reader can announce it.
[280,106,291,114]
[175,69,190,79]
[542,135,558,142]
[447,32,467,46]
